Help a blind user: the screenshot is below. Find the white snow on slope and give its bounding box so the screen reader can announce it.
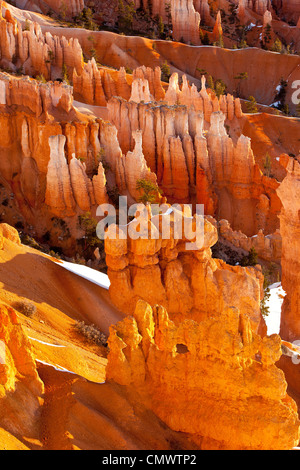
[53,259,110,290]
[264,282,285,335]
[28,337,66,348]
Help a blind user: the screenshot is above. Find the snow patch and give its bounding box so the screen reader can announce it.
[264,282,285,335]
[52,259,110,290]
[28,337,66,348]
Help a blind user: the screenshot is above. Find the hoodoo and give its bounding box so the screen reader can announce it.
[0,0,299,452]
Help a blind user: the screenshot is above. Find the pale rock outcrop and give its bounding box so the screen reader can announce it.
[69,154,94,212]
[171,0,201,45]
[263,10,272,27]
[73,58,106,107]
[45,133,109,217]
[92,162,109,206]
[165,74,243,122]
[124,130,158,200]
[45,135,76,217]
[193,0,211,23]
[132,66,165,101]
[108,96,278,235]
[0,7,84,81]
[129,78,152,103]
[106,299,300,450]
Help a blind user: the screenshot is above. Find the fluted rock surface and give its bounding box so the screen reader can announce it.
[124,130,158,201]
[171,0,201,45]
[165,74,243,122]
[106,299,300,450]
[45,135,76,217]
[45,134,109,217]
[108,96,279,235]
[132,66,165,101]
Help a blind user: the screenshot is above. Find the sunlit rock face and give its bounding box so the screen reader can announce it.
[105,206,265,333]
[106,299,300,450]
[277,155,300,342]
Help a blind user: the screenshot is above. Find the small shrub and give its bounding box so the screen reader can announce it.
[240,247,258,267]
[74,321,108,347]
[14,300,37,318]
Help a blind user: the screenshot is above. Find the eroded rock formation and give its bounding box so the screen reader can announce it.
[171,0,201,44]
[218,219,282,262]
[105,205,265,330]
[0,72,73,115]
[106,299,300,450]
[165,74,243,122]
[108,96,280,235]
[0,5,84,80]
[45,134,108,217]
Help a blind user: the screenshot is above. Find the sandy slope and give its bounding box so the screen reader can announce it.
[0,236,125,387]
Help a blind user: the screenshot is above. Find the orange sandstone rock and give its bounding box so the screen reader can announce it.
[106,299,300,450]
[105,207,265,331]
[0,303,43,440]
[277,155,300,342]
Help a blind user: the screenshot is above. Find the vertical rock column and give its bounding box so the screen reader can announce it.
[277,156,300,342]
